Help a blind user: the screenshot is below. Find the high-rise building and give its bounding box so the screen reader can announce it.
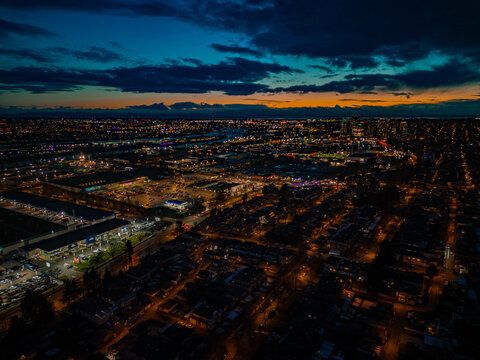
[352,122,365,137]
[340,119,351,136]
[400,121,408,139]
[377,119,390,140]
[366,120,377,138]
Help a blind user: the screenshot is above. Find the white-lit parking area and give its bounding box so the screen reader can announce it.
[0,198,86,227]
[0,263,54,309]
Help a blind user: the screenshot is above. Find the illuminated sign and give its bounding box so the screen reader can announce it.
[85,234,96,244]
[85,185,104,193]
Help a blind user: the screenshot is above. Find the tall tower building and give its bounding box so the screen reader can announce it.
[400,121,408,139]
[377,119,390,140]
[340,119,351,136]
[352,122,365,138]
[366,120,377,138]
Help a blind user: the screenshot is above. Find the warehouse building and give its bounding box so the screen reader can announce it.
[1,191,115,223]
[33,218,130,260]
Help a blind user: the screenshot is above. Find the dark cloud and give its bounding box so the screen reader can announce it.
[376,44,429,63]
[246,1,480,63]
[463,50,480,65]
[51,46,126,63]
[211,44,263,57]
[3,99,480,118]
[110,41,125,49]
[326,56,378,69]
[392,92,413,99]
[0,48,51,62]
[72,46,126,63]
[0,66,102,93]
[97,57,299,95]
[268,78,392,95]
[307,65,332,73]
[385,59,406,67]
[339,99,387,103]
[3,1,480,67]
[271,60,480,94]
[242,98,291,103]
[128,102,169,110]
[3,58,475,97]
[0,18,54,38]
[168,102,197,110]
[390,61,480,88]
[0,57,298,95]
[3,0,480,75]
[179,58,203,66]
[169,102,224,110]
[326,58,349,68]
[0,1,181,16]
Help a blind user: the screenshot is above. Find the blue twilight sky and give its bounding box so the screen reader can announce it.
[0,1,480,117]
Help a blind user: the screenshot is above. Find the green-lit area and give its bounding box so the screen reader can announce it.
[311,152,348,159]
[74,231,151,272]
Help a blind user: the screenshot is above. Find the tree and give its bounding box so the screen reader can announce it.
[21,290,54,328]
[190,197,205,211]
[103,268,114,285]
[1,316,28,359]
[83,269,91,289]
[267,310,276,320]
[262,184,278,195]
[367,258,384,292]
[242,192,248,202]
[367,240,395,292]
[279,183,290,202]
[106,246,118,259]
[83,268,101,293]
[89,253,102,268]
[61,279,79,305]
[377,185,401,208]
[50,267,61,279]
[125,239,134,264]
[53,326,81,360]
[215,190,226,204]
[279,183,289,195]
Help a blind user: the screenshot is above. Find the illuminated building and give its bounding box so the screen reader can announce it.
[340,119,351,136]
[400,121,408,139]
[163,200,189,211]
[352,122,365,138]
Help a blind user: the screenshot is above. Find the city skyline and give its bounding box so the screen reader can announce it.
[1,3,480,359]
[1,1,480,116]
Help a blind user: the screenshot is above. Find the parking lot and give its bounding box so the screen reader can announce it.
[96,178,216,209]
[1,199,86,227]
[0,262,54,309]
[0,219,154,310]
[46,219,155,278]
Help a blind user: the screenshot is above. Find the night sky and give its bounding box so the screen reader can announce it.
[1,0,480,117]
